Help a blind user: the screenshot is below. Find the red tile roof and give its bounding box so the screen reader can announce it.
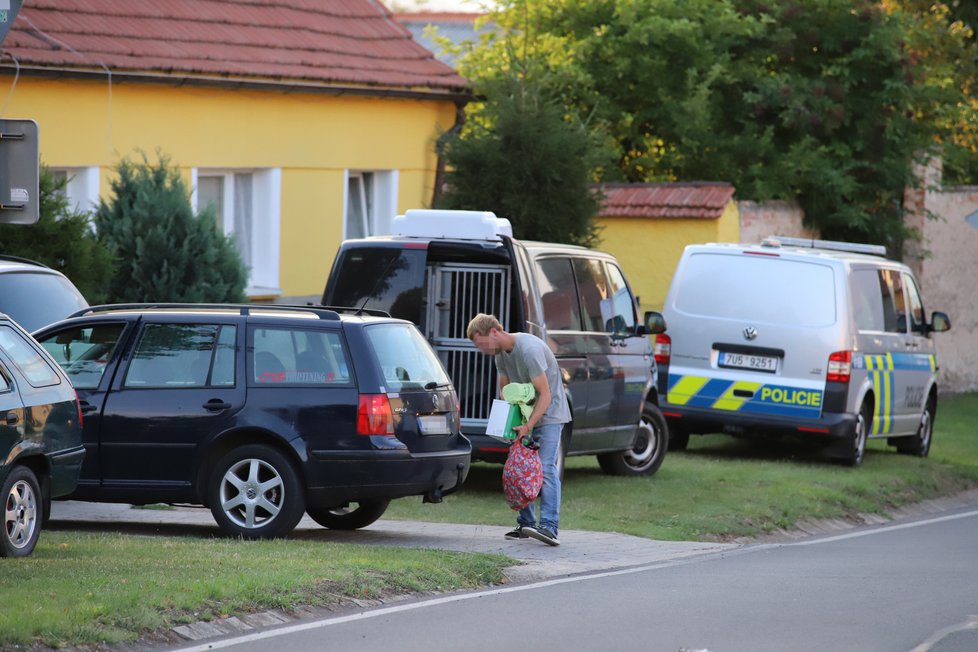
[3,0,467,97]
[597,182,735,220]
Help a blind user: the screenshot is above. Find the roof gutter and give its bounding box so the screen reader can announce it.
[0,64,472,103]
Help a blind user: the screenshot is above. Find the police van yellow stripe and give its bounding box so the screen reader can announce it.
[666,374,823,419]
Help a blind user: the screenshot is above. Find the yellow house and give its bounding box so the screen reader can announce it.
[1,0,468,302]
[595,182,740,313]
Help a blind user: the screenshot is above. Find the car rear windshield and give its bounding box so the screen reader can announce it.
[0,272,88,332]
[675,252,837,327]
[325,248,426,324]
[363,323,450,392]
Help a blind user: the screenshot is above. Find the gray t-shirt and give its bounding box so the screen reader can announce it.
[495,333,571,425]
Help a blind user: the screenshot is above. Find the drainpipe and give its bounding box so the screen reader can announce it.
[432,99,468,208]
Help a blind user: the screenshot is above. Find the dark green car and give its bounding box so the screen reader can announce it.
[0,312,84,557]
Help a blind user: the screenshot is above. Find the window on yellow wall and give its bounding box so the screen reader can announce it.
[193,168,281,298]
[344,170,398,239]
[49,166,100,216]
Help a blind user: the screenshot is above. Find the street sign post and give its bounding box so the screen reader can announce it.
[0,119,39,224]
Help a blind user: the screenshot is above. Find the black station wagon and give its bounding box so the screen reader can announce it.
[34,304,470,539]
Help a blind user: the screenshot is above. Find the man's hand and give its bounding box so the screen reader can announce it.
[513,423,533,439]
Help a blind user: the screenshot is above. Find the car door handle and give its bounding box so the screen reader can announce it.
[5,411,17,425]
[203,399,232,411]
[79,401,98,414]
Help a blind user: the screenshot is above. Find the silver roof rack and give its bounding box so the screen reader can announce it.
[760,236,887,256]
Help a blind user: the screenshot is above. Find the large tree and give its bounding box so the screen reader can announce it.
[460,0,977,252]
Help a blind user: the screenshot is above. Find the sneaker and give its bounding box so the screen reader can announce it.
[525,525,560,547]
[504,526,529,540]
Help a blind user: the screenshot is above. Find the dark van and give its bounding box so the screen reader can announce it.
[323,209,669,476]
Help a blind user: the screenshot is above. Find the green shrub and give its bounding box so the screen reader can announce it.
[95,152,247,303]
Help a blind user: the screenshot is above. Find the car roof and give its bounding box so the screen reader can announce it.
[63,303,397,323]
[0,256,61,275]
[688,241,905,267]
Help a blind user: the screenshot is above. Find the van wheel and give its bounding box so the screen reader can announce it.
[208,445,306,539]
[897,396,934,457]
[2,466,42,558]
[668,427,690,451]
[307,500,390,530]
[597,403,668,476]
[556,424,570,481]
[840,403,870,467]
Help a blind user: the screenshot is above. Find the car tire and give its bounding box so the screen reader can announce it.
[208,444,306,539]
[896,396,934,457]
[840,402,870,467]
[556,423,570,481]
[597,402,668,476]
[306,499,391,530]
[2,466,42,558]
[668,426,690,451]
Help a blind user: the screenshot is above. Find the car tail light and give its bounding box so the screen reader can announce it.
[654,333,671,365]
[357,394,394,435]
[827,351,852,383]
[75,391,84,428]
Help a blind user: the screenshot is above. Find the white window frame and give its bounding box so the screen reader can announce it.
[49,166,100,215]
[343,170,399,238]
[192,168,281,298]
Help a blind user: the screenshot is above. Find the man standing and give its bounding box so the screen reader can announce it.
[466,313,571,546]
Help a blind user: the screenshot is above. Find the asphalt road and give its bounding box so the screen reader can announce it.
[165,502,978,652]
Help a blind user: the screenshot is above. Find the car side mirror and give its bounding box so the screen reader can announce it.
[643,311,667,335]
[929,311,951,333]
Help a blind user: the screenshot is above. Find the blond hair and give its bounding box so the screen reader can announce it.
[466,313,502,339]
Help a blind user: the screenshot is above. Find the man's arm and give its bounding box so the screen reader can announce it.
[497,373,510,395]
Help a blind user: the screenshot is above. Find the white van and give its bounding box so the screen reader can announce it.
[656,237,951,466]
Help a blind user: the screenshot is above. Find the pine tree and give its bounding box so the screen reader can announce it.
[0,166,115,304]
[95,153,247,303]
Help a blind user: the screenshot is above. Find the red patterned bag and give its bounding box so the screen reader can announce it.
[502,439,543,510]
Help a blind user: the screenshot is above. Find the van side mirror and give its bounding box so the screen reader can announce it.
[643,311,667,335]
[929,311,951,333]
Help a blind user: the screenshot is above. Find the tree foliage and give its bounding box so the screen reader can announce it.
[460,0,977,252]
[94,153,247,303]
[0,167,115,304]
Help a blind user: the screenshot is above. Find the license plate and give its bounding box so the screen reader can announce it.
[418,414,451,435]
[718,351,778,373]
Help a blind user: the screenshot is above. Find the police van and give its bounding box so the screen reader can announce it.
[655,237,951,466]
[322,209,669,476]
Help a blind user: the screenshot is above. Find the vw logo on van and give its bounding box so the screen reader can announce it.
[743,326,758,341]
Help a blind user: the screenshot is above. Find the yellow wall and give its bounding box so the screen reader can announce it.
[596,201,740,313]
[3,77,457,297]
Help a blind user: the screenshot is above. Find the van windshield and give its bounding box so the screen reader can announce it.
[325,248,427,325]
[675,253,836,327]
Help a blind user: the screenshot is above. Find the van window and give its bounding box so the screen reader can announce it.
[605,263,637,334]
[905,274,927,334]
[879,269,908,333]
[573,258,610,332]
[536,258,582,332]
[326,248,427,324]
[675,253,836,327]
[851,269,885,332]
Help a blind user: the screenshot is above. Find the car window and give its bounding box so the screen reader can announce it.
[363,323,450,391]
[125,324,235,388]
[676,253,836,327]
[0,272,88,332]
[0,325,62,387]
[0,362,10,392]
[905,274,927,335]
[326,248,427,324]
[535,257,582,332]
[251,327,350,385]
[39,323,126,389]
[878,269,907,334]
[572,258,611,333]
[851,268,885,332]
[604,263,637,334]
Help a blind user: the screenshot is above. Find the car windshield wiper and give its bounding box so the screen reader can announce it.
[424,381,451,390]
